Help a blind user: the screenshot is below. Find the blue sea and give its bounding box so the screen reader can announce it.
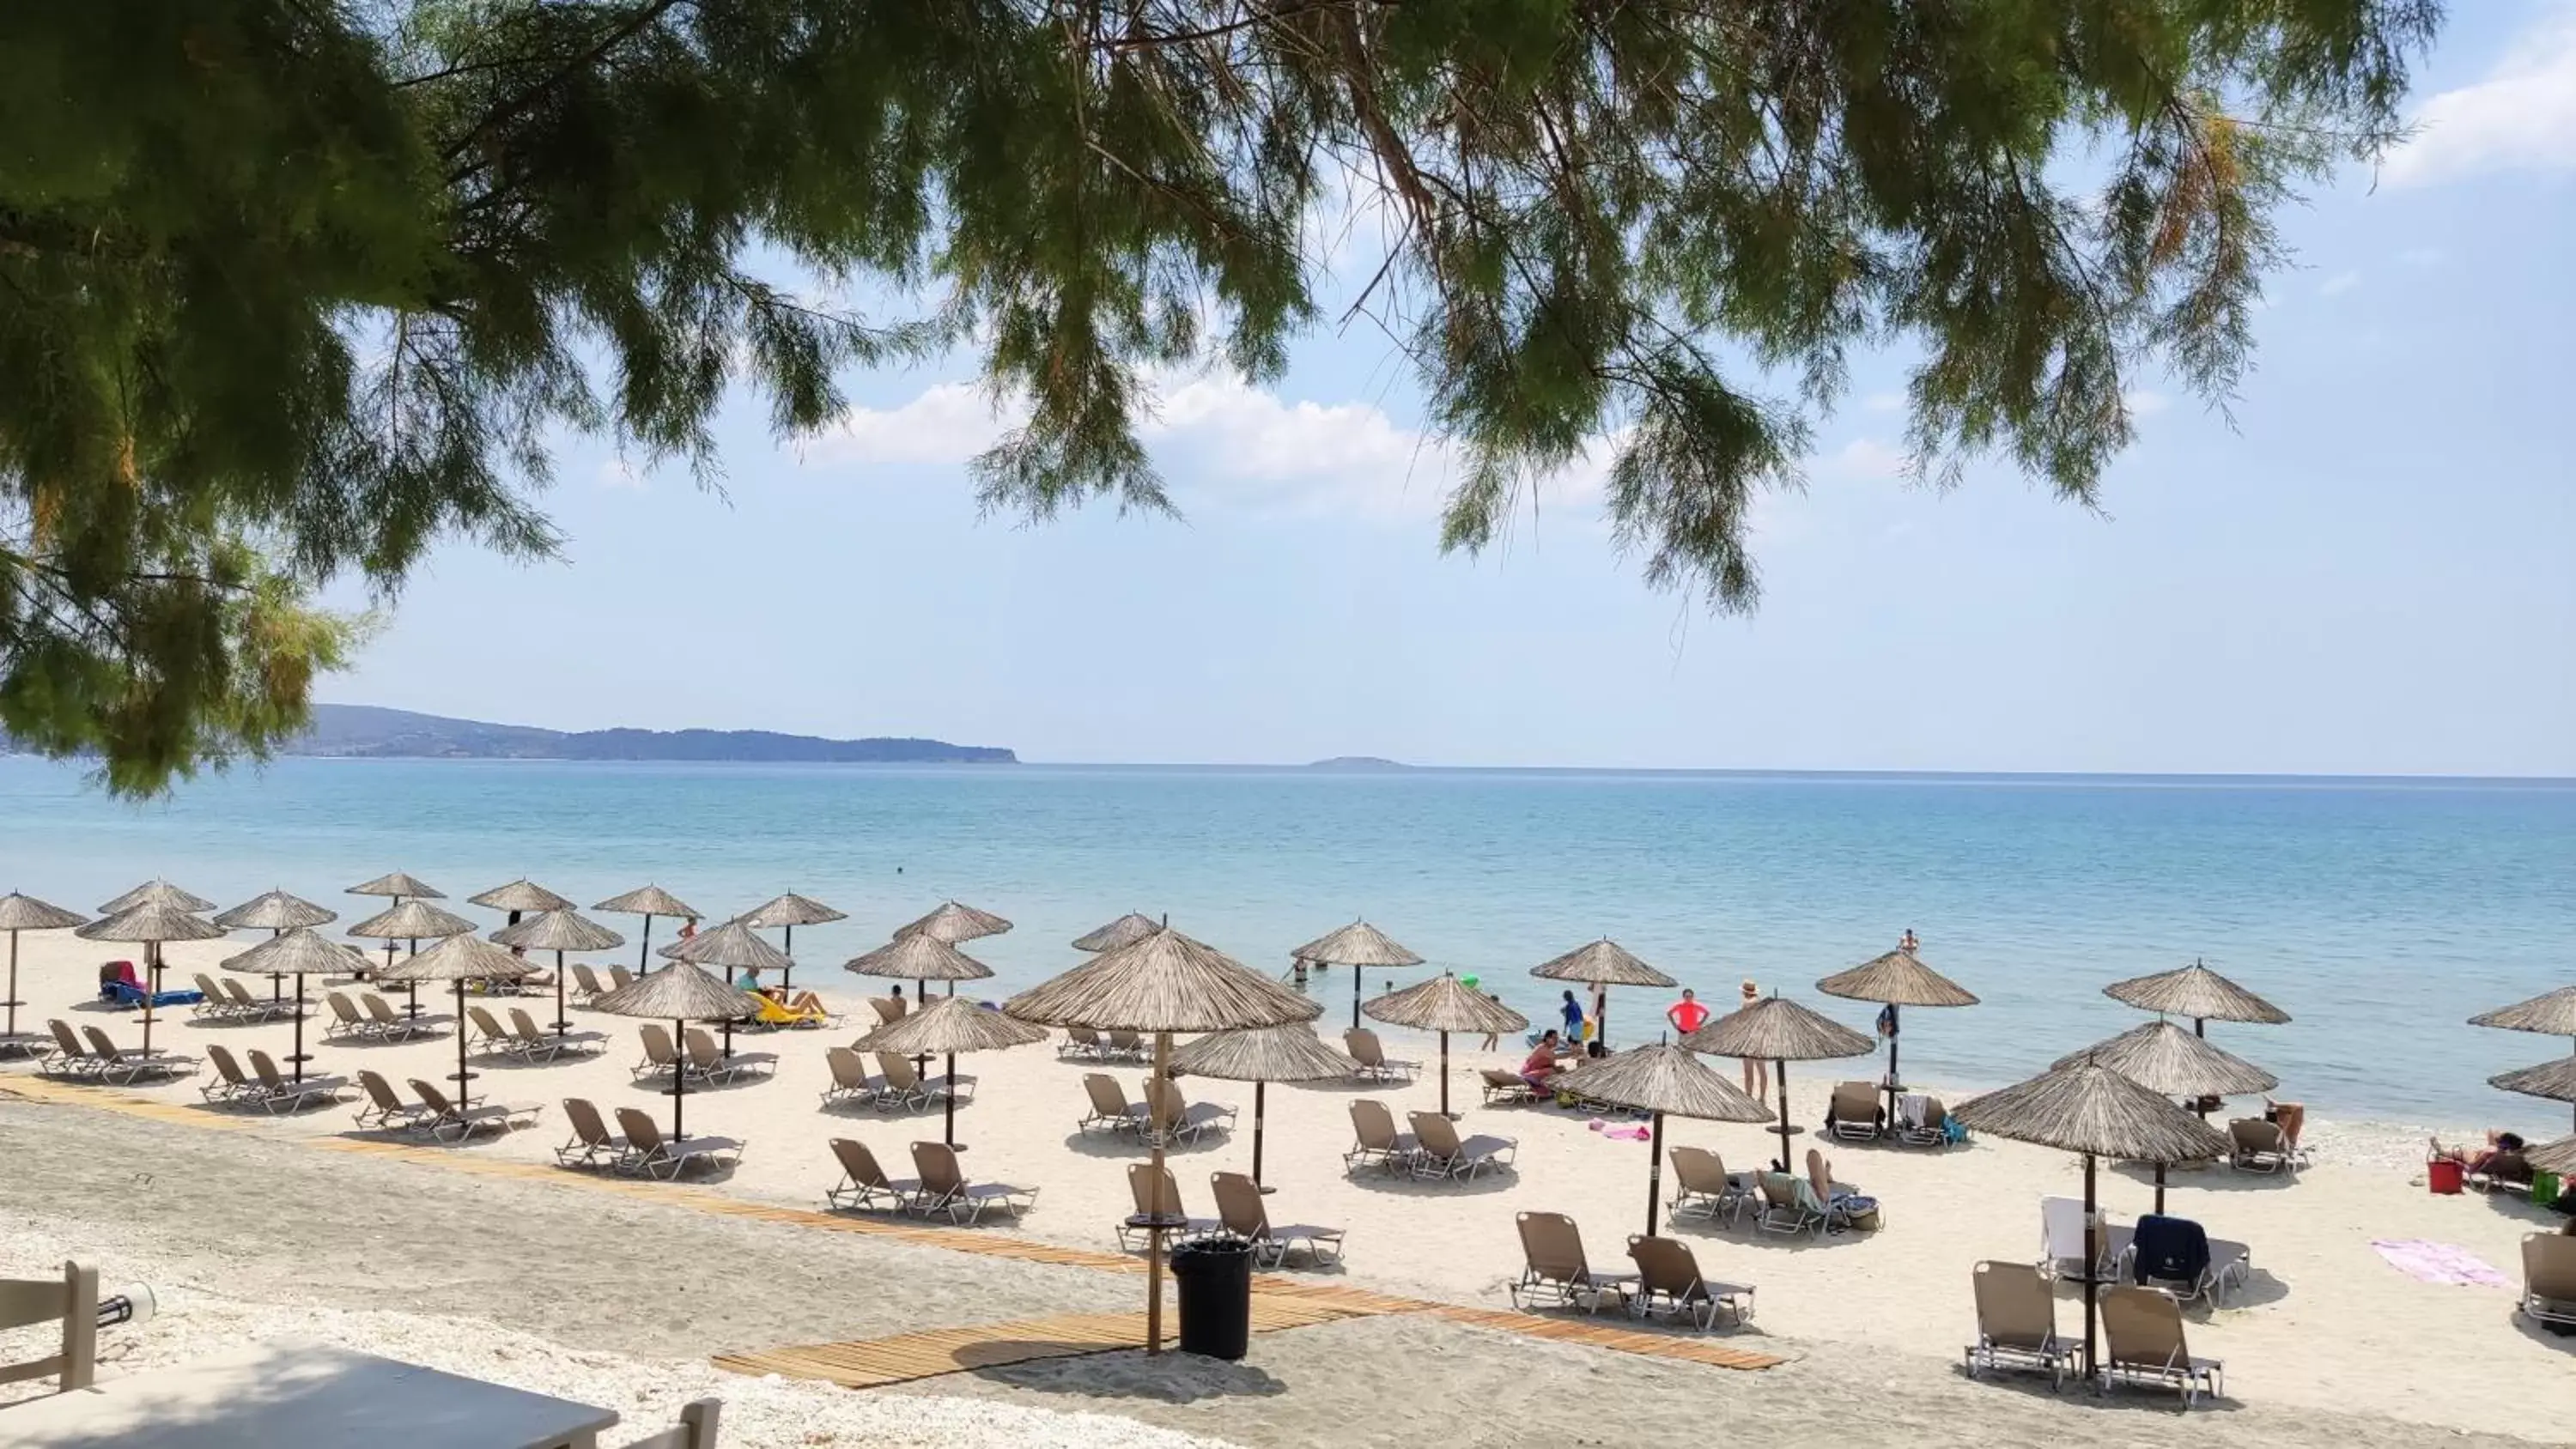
[3,757,2570,1129]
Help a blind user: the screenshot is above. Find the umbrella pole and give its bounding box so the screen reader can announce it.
[1774,1059,1791,1173]
[1145,1030,1171,1356]
[1252,1079,1267,1188]
[2154,1161,2167,1216]
[553,950,569,1035]
[2083,1153,2100,1389]
[672,1018,687,1141]
[141,950,156,1055]
[1352,968,1361,1032]
[1645,1111,1665,1237]
[1885,1003,1901,1132]
[944,1051,958,1148]
[454,979,471,1109]
[782,925,793,992]
[291,973,309,1082]
[640,915,653,973]
[1440,1031,1452,1118]
[5,930,18,1036]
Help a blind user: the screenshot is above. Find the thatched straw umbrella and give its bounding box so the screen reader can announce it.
[1074,912,1163,953]
[2105,960,2288,1038]
[100,879,217,915]
[1293,920,1425,1031]
[1171,1025,1358,1187]
[1952,1057,2230,1377]
[745,893,847,989]
[345,871,448,973]
[468,880,575,944]
[1529,938,1674,1051]
[2529,1135,2576,1176]
[1816,936,1978,1128]
[2490,1058,2576,1134]
[592,963,758,1140]
[213,890,338,1004]
[1556,1042,1775,1234]
[1680,996,1875,1173]
[592,885,702,973]
[0,893,83,1053]
[1005,926,1319,1356]
[2052,1021,2277,1211]
[222,928,371,1082]
[348,899,478,1019]
[1364,971,1529,1118]
[659,918,793,1054]
[378,936,536,1108]
[845,933,995,1081]
[492,910,624,1034]
[896,900,1013,953]
[77,902,223,1053]
[2471,985,2576,1131]
[849,996,1047,1149]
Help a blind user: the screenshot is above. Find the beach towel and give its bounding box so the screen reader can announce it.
[2370,1239,2508,1288]
[1897,1093,1932,1131]
[1586,1119,1651,1142]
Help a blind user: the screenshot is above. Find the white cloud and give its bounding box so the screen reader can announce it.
[2382,13,2576,185]
[2123,389,2171,417]
[1861,391,1905,414]
[2318,270,2363,298]
[1817,437,1909,481]
[810,381,1018,466]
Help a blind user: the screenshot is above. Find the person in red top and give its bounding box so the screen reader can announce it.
[1666,987,1710,1036]
[1520,1030,1571,1090]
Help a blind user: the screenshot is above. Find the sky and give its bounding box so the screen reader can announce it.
[325,4,2576,776]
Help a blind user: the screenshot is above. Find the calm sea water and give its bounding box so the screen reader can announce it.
[3,757,2569,1128]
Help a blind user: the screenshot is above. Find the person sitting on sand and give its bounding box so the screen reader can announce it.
[2431,1131,2531,1185]
[1522,1030,1573,1091]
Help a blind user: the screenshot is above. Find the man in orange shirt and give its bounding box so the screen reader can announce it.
[1666,987,1710,1036]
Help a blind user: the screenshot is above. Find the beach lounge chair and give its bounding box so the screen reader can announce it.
[1625,1234,1754,1330]
[100,978,199,1009]
[190,973,236,1020]
[2040,1196,2116,1280]
[1479,1067,1539,1106]
[1668,1145,1753,1227]
[1103,1028,1147,1062]
[0,1258,100,1394]
[1121,1164,1221,1250]
[1510,1211,1634,1313]
[465,1005,513,1056]
[610,965,636,991]
[200,1043,260,1104]
[409,1078,541,1143]
[820,1047,885,1107]
[2128,1213,2251,1305]
[1078,1073,1150,1136]
[685,1028,777,1084]
[1343,1028,1417,1082]
[2227,1118,2302,1174]
[873,1052,956,1111]
[1407,1110,1516,1181]
[1826,1080,1883,1140]
[1343,1100,1419,1175]
[1211,1171,1345,1269]
[322,991,379,1042]
[1806,1149,1874,1233]
[222,979,285,1021]
[247,1050,347,1113]
[1145,1077,1236,1146]
[2522,1234,2576,1330]
[1963,1260,2079,1389]
[867,995,907,1026]
[556,1098,634,1172]
[617,1106,744,1179]
[80,1025,196,1085]
[39,1021,100,1080]
[823,1137,920,1213]
[510,1007,607,1059]
[362,993,441,1040]
[909,1141,1036,1224]
[1895,1092,1953,1148]
[569,964,609,1003]
[1059,1027,1108,1060]
[352,1070,432,1131]
[1756,1172,1824,1236]
[747,992,834,1030]
[615,1397,723,1449]
[2099,1284,2224,1407]
[633,1022,687,1080]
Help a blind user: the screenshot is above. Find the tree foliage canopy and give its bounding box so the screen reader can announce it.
[0,0,2436,791]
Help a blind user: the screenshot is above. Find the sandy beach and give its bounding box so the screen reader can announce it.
[4,932,2572,1446]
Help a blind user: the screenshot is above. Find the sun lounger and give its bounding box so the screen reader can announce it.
[2126,1213,2251,1305]
[1103,1029,1147,1062]
[1510,1211,1634,1313]
[465,1005,513,1056]
[556,1098,635,1172]
[1805,1148,1874,1233]
[362,993,444,1040]
[745,991,835,1030]
[1895,1092,1953,1147]
[352,1070,432,1131]
[1826,1080,1884,1140]
[1479,1068,1539,1105]
[200,1043,260,1104]
[634,1022,684,1080]
[39,1020,100,1080]
[2522,1234,2576,1330]
[322,991,380,1042]
[867,995,907,1026]
[1058,1027,1108,1060]
[2099,1284,2224,1406]
[80,1025,197,1085]
[684,1028,777,1084]
[609,965,635,991]
[1145,1077,1236,1146]
[1625,1234,1753,1330]
[101,979,200,1009]
[221,979,286,1021]
[910,1141,1036,1224]
[509,1007,607,1060]
[1756,1172,1823,1236]
[819,1047,885,1107]
[615,1397,722,1449]
[617,1106,744,1179]
[0,1258,100,1393]
[246,1050,347,1113]
[1211,1171,1345,1269]
[1343,1100,1419,1175]
[1407,1110,1515,1180]
[1343,1028,1418,1082]
[2227,1118,2302,1174]
[1963,1260,2079,1389]
[2041,1195,2117,1280]
[569,964,609,1004]
[409,1078,541,1143]
[1667,1144,1753,1226]
[191,973,237,1021]
[874,1052,967,1111]
[1078,1073,1151,1135]
[823,1137,920,1212]
[1121,1165,1222,1250]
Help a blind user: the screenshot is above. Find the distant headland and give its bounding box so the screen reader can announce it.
[289,704,1016,764]
[1304,756,1410,771]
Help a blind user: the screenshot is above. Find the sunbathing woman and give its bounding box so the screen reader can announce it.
[2430,1131,2530,1184]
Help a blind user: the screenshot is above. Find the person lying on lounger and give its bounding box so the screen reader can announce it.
[2430,1131,2530,1184]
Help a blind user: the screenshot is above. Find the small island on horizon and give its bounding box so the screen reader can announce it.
[1304,755,1411,771]
[286,704,1016,764]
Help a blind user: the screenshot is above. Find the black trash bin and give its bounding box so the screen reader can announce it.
[1170,1237,1255,1360]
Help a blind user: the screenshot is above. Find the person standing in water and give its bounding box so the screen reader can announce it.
[1667,987,1710,1037]
[1739,979,1768,1096]
[1558,988,1586,1041]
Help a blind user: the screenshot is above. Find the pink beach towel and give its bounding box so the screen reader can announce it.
[1586,1119,1652,1143]
[2370,1239,2508,1287]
